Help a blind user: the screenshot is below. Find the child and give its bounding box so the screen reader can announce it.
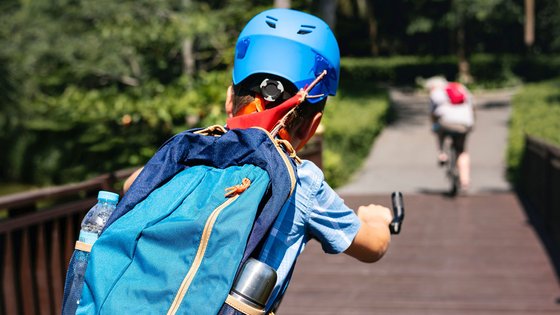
[425,76,475,191]
[125,8,392,312]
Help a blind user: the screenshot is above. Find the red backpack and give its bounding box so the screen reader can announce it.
[445,82,466,104]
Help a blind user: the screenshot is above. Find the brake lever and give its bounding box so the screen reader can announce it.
[390,192,405,234]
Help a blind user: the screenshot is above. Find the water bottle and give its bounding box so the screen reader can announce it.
[79,190,120,245]
[229,258,277,312]
[62,190,119,315]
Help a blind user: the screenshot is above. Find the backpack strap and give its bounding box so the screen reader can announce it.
[217,129,298,315]
[238,129,297,263]
[194,124,227,136]
[225,295,266,315]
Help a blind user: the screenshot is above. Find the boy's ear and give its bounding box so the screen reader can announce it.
[296,112,322,151]
[225,85,234,118]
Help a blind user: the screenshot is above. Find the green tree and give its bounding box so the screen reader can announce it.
[405,0,522,82]
[535,0,560,52]
[0,0,270,184]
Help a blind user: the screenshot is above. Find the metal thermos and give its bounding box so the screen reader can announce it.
[230,258,277,310]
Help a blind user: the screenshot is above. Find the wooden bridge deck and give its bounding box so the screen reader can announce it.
[279,193,560,315]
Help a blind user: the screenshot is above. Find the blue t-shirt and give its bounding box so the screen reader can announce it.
[257,160,361,310]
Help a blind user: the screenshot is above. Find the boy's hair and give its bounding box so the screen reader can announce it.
[232,74,326,133]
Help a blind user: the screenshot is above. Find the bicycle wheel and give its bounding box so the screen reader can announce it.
[446,144,459,196]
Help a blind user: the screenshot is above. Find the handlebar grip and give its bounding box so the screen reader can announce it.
[390,192,405,234]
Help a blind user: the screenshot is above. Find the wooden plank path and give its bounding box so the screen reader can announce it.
[279,89,560,314]
[279,193,560,314]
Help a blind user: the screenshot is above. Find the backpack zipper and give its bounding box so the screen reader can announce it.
[167,194,240,315]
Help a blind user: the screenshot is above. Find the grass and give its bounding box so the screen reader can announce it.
[507,78,560,182]
[321,82,389,188]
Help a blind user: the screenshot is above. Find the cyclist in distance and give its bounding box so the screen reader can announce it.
[425,76,475,192]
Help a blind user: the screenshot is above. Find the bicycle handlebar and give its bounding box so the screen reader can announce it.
[390,192,405,234]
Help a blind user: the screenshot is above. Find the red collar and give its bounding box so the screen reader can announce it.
[226,94,301,132]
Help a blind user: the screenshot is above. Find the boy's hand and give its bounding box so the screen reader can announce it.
[356,204,392,227]
[346,204,392,263]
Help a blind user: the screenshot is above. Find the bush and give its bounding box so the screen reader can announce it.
[341,56,456,87]
[2,71,230,185]
[341,54,560,88]
[513,55,560,82]
[507,78,560,182]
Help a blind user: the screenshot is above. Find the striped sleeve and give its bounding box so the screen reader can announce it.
[303,164,361,254]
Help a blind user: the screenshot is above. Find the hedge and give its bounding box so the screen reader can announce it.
[0,71,230,185]
[507,78,560,182]
[341,54,560,88]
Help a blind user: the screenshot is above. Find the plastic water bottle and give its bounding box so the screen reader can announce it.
[62,190,119,315]
[79,190,120,244]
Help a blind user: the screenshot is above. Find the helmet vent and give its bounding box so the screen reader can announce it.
[297,25,316,35]
[265,16,278,28]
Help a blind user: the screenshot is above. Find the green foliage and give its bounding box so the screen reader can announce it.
[507,78,560,182]
[4,71,229,184]
[0,0,268,184]
[447,0,503,23]
[536,0,560,52]
[0,0,264,95]
[322,82,389,187]
[467,54,521,88]
[336,0,535,57]
[341,54,560,88]
[341,56,457,86]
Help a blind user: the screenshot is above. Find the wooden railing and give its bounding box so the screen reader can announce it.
[0,135,322,315]
[0,168,136,315]
[519,135,560,246]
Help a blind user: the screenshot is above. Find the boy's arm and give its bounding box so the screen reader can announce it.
[344,204,392,263]
[123,167,143,193]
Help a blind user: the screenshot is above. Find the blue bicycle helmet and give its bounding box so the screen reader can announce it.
[233,8,340,103]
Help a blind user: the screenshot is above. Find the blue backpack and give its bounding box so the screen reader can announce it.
[65,126,297,315]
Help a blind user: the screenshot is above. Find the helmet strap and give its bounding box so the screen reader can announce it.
[270,70,327,138]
